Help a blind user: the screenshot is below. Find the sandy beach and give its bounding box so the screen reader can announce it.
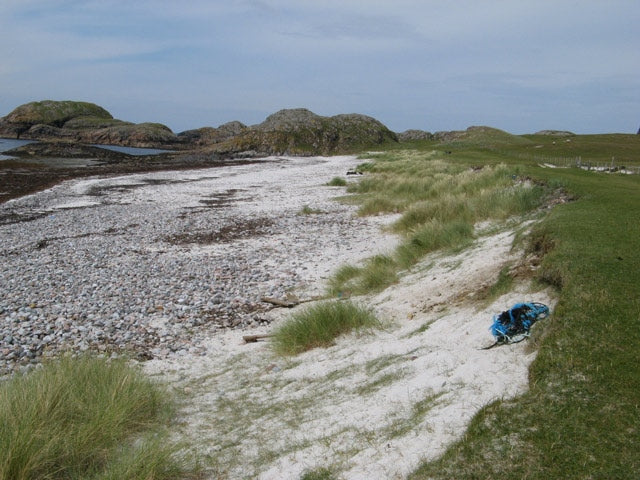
[0,154,554,478]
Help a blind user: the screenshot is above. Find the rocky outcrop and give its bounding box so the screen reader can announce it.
[534,130,575,136]
[80,123,178,148]
[0,100,181,148]
[213,108,398,156]
[62,116,132,130]
[397,129,434,141]
[433,126,532,146]
[6,141,136,160]
[177,121,248,146]
[2,100,112,131]
[1,101,397,154]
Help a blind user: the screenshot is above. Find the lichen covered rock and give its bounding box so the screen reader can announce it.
[1,101,397,153]
[0,100,180,147]
[2,100,112,133]
[177,121,248,145]
[216,108,397,155]
[397,129,435,141]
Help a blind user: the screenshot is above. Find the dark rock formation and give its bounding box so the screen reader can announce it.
[397,129,434,141]
[534,130,575,136]
[0,100,180,148]
[3,100,112,130]
[255,108,322,131]
[177,121,248,146]
[62,116,132,130]
[218,121,248,138]
[80,123,178,148]
[213,108,397,156]
[433,126,532,146]
[6,141,134,160]
[1,101,397,154]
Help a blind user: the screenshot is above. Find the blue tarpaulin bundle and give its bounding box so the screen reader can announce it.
[488,302,550,345]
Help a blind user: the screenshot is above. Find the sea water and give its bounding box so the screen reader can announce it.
[91,144,173,156]
[0,138,172,161]
[0,138,35,160]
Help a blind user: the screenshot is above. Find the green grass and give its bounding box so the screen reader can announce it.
[395,219,475,269]
[300,467,338,480]
[327,255,399,297]
[271,300,381,356]
[406,136,640,478]
[0,355,196,480]
[326,176,347,186]
[299,204,324,215]
[322,133,640,478]
[328,154,547,295]
[517,133,640,167]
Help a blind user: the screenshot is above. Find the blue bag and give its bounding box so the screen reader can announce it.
[489,302,549,344]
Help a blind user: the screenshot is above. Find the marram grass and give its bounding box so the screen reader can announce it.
[326,176,347,186]
[271,300,381,356]
[0,355,196,480]
[327,255,399,297]
[329,155,547,295]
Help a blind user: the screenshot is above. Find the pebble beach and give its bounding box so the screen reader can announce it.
[0,155,397,374]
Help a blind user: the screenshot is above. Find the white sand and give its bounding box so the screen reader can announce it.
[134,155,556,479]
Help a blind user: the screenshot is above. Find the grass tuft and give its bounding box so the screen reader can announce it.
[0,355,195,480]
[396,220,475,270]
[482,264,515,301]
[327,256,399,297]
[299,204,324,215]
[300,467,338,480]
[326,176,347,186]
[359,255,399,292]
[271,301,381,356]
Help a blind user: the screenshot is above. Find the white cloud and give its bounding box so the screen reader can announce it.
[1,0,638,133]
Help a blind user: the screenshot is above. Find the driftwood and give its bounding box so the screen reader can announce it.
[243,334,272,343]
[260,295,326,308]
[246,296,328,344]
[261,296,298,308]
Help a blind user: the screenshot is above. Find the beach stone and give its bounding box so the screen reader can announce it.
[0,155,396,374]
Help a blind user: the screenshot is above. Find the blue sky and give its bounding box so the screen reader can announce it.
[1,0,638,134]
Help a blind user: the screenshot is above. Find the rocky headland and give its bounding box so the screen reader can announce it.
[212,108,398,156]
[0,100,398,154]
[0,100,402,202]
[0,100,179,148]
[397,129,435,141]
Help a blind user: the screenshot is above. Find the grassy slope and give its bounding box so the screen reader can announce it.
[520,133,640,165]
[409,135,640,478]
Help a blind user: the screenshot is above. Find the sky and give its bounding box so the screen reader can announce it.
[1,0,638,134]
